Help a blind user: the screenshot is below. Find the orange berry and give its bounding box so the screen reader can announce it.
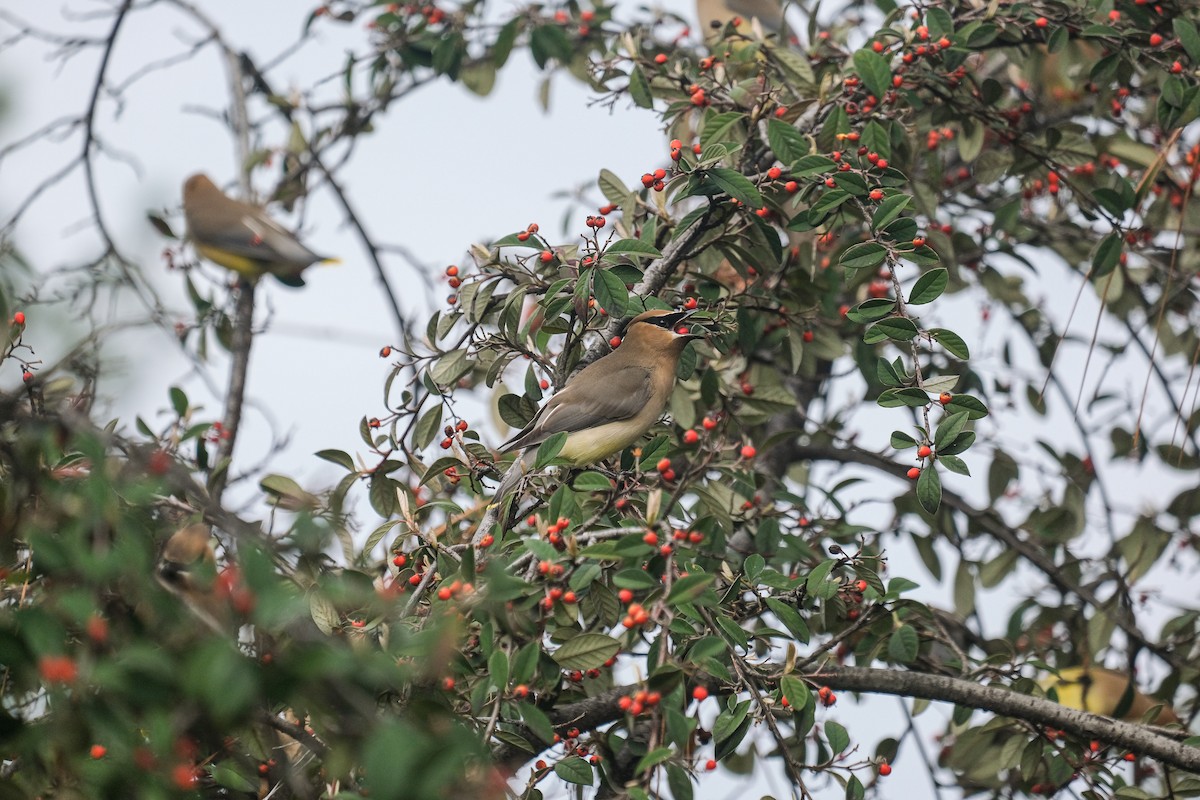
[610,336,621,348]
[618,588,634,603]
[1035,16,1047,27]
[917,445,932,458]
[442,676,456,690]
[656,457,671,473]
[12,311,25,326]
[939,392,952,405]
[540,250,554,263]
[654,53,667,64]
[767,166,782,179]
[706,759,717,770]
[643,531,659,546]
[869,188,884,200]
[445,265,459,276]
[907,467,921,479]
[90,744,107,759]
[879,761,892,776]
[692,686,709,701]
[683,429,699,445]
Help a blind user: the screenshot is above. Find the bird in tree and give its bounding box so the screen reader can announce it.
[181,173,338,287]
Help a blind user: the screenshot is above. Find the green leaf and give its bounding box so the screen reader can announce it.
[519,702,555,743]
[887,624,919,663]
[930,328,969,359]
[315,448,356,471]
[429,348,471,386]
[825,720,850,754]
[554,756,594,785]
[878,388,931,408]
[628,65,653,108]
[668,573,716,604]
[780,675,811,710]
[871,317,919,342]
[871,194,910,230]
[593,269,630,316]
[634,747,674,774]
[707,168,764,207]
[946,394,989,419]
[908,268,948,305]
[414,405,444,450]
[939,454,971,475]
[790,154,837,177]
[767,119,809,165]
[169,386,188,417]
[809,188,852,218]
[935,410,969,447]
[533,431,567,469]
[606,238,662,259]
[846,298,896,323]
[805,559,836,597]
[1092,232,1123,278]
[765,598,810,643]
[916,465,942,513]
[890,431,917,449]
[840,242,888,271]
[599,168,633,209]
[1175,18,1200,62]
[552,633,621,670]
[853,49,891,101]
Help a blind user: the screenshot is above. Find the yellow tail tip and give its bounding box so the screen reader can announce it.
[320,257,342,266]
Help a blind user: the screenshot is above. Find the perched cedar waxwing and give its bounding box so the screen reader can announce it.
[1041,666,1181,725]
[500,309,707,465]
[157,522,228,632]
[696,0,784,44]
[181,173,338,287]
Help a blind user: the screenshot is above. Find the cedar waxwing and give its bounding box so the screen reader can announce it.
[492,309,710,502]
[181,173,338,287]
[156,522,229,632]
[1041,666,1181,725]
[696,0,784,45]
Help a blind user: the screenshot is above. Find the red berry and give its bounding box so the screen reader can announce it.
[445,265,459,277]
[876,158,888,169]
[1034,16,1047,27]
[767,166,782,180]
[706,759,717,771]
[1149,33,1163,46]
[22,371,33,383]
[643,531,659,546]
[702,416,718,430]
[741,382,754,395]
[618,588,634,603]
[683,296,698,310]
[446,294,457,305]
[479,534,494,548]
[379,346,392,357]
[917,445,932,458]
[90,744,107,759]
[740,445,757,459]
[610,336,622,348]
[912,237,925,247]
[393,554,406,567]
[683,429,699,445]
[442,676,456,690]
[12,311,25,326]
[661,469,676,482]
[437,587,452,600]
[692,686,709,701]
[654,53,668,64]
[1171,61,1183,74]
[869,188,884,201]
[939,392,952,405]
[907,467,921,479]
[879,762,892,776]
[656,457,671,473]
[563,591,577,604]
[540,250,554,263]
[517,231,531,241]
[802,330,814,342]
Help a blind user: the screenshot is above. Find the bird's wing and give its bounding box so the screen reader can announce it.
[501,366,654,452]
[193,211,322,270]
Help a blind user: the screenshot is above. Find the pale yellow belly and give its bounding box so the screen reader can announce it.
[559,419,656,466]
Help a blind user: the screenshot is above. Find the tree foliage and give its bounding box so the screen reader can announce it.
[2,0,1200,798]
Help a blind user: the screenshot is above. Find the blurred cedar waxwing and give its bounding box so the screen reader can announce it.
[1041,666,1181,725]
[181,173,338,287]
[157,522,229,632]
[493,309,710,500]
[696,0,784,44]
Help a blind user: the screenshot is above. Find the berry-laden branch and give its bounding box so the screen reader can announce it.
[773,438,1192,676]
[803,666,1199,772]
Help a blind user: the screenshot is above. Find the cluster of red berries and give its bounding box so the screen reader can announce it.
[926,127,955,150]
[640,168,668,192]
[445,264,460,305]
[540,585,578,610]
[655,457,676,483]
[516,221,540,243]
[584,215,606,229]
[621,600,651,629]
[671,528,706,545]
[537,559,566,578]
[439,419,469,449]
[544,516,571,550]
[617,687,662,715]
[817,685,837,706]
[435,579,473,601]
[640,528,673,557]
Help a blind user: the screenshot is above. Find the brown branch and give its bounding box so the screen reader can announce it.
[804,666,1200,773]
[209,282,256,500]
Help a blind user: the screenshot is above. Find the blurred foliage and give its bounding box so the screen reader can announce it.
[3,0,1200,798]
